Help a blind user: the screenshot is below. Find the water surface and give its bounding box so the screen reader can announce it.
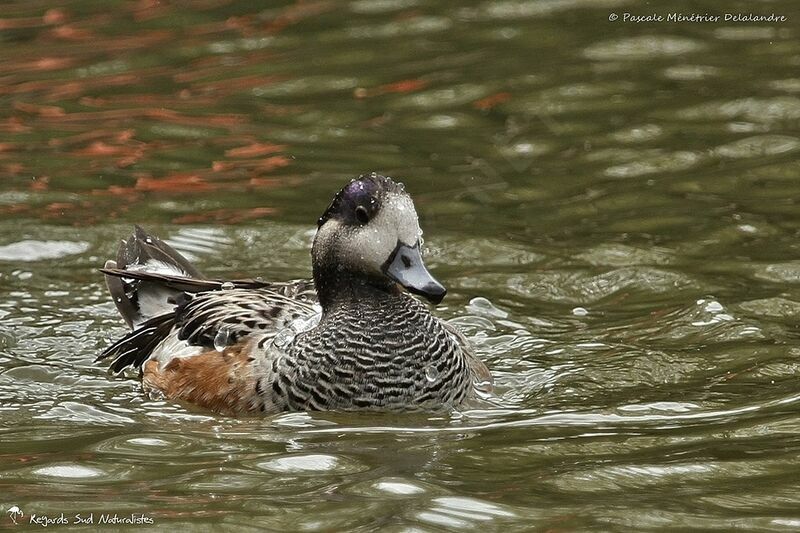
[2,0,800,530]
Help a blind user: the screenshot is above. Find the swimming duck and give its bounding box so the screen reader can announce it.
[99,173,493,415]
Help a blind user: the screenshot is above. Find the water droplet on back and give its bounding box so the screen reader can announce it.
[214,327,232,352]
[220,281,235,291]
[425,365,439,383]
[273,328,294,348]
[147,388,166,401]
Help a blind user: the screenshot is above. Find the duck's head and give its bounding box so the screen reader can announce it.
[312,173,446,305]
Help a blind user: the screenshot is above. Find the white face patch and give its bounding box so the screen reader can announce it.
[314,191,423,276]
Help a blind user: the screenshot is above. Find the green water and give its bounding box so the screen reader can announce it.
[2,0,800,530]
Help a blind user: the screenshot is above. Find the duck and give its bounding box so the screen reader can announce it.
[98,173,493,415]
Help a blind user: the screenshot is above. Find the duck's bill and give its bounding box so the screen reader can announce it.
[382,241,447,304]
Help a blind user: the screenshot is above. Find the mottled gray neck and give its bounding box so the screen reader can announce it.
[312,263,399,311]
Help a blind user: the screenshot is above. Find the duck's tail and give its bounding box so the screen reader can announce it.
[102,225,203,329]
[99,226,279,373]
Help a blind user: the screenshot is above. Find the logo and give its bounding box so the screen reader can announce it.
[7,505,23,525]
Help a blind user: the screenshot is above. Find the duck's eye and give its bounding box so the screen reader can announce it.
[354,205,370,224]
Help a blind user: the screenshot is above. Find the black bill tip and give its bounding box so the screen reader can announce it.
[382,240,447,304]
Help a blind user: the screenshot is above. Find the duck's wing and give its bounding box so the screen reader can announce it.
[172,285,317,349]
[100,225,319,374]
[98,285,320,416]
[97,283,318,374]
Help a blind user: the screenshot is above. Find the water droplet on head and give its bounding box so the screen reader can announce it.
[220,281,235,291]
[425,365,439,383]
[214,327,232,352]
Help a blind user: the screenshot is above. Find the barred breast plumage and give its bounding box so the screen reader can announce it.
[260,291,474,412]
[98,173,493,415]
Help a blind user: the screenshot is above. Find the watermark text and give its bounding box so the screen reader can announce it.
[608,12,788,23]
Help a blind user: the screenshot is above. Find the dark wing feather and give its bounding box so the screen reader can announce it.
[103,226,204,328]
[124,225,202,279]
[100,267,275,293]
[97,313,176,373]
